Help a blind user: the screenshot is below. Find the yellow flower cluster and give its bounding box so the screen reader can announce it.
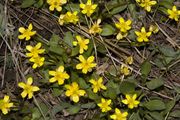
[73,35,89,54]
[136,0,157,12]
[47,0,67,12]
[26,42,45,69]
[167,6,180,21]
[59,11,79,25]
[0,95,13,115]
[135,27,152,42]
[76,55,97,74]
[18,77,40,99]
[89,77,106,93]
[98,94,140,119]
[80,0,97,17]
[89,19,102,35]
[65,82,86,103]
[115,17,132,40]
[18,23,36,41]
[49,65,70,85]
[120,56,133,76]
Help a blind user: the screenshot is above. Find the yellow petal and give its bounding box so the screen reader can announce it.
[78,55,85,62]
[71,94,79,103]
[82,68,88,74]
[3,95,9,102]
[65,90,71,96]
[35,42,42,49]
[49,77,57,83]
[80,4,85,9]
[26,45,33,51]
[57,79,64,85]
[76,63,83,69]
[78,90,86,96]
[32,86,40,91]
[18,82,26,88]
[21,91,27,98]
[110,115,117,119]
[141,27,146,32]
[122,100,128,104]
[28,93,33,99]
[56,6,62,12]
[119,17,125,23]
[2,108,8,114]
[87,56,94,63]
[25,36,31,41]
[57,66,64,72]
[18,35,25,39]
[49,6,55,11]
[8,103,13,108]
[18,27,25,33]
[28,23,33,30]
[27,77,33,85]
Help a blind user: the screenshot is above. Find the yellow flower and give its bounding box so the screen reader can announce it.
[115,18,132,33]
[120,65,131,76]
[65,82,86,103]
[116,32,128,40]
[149,24,159,34]
[76,55,97,74]
[73,35,89,54]
[167,6,180,21]
[136,0,157,12]
[49,65,70,85]
[59,11,79,25]
[29,56,45,69]
[47,0,67,12]
[18,77,40,99]
[110,108,128,120]
[122,94,140,109]
[26,42,45,58]
[97,98,112,112]
[0,95,13,115]
[80,0,97,17]
[18,23,36,41]
[135,27,152,42]
[89,77,107,93]
[89,19,102,35]
[125,56,133,65]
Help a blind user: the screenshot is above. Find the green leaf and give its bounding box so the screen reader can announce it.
[103,87,117,99]
[32,107,41,120]
[71,46,79,56]
[76,78,89,89]
[65,4,80,12]
[146,78,164,90]
[162,100,175,115]
[101,24,116,36]
[170,110,180,118]
[21,0,36,8]
[86,88,100,101]
[129,112,141,120]
[110,5,127,15]
[119,81,136,94]
[81,102,96,109]
[128,4,137,19]
[144,100,166,111]
[52,88,63,97]
[52,104,64,116]
[148,112,164,120]
[64,31,73,47]
[49,34,65,55]
[34,0,44,8]
[141,60,151,76]
[66,105,81,115]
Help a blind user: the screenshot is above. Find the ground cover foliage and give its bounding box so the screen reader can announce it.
[0,0,180,119]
